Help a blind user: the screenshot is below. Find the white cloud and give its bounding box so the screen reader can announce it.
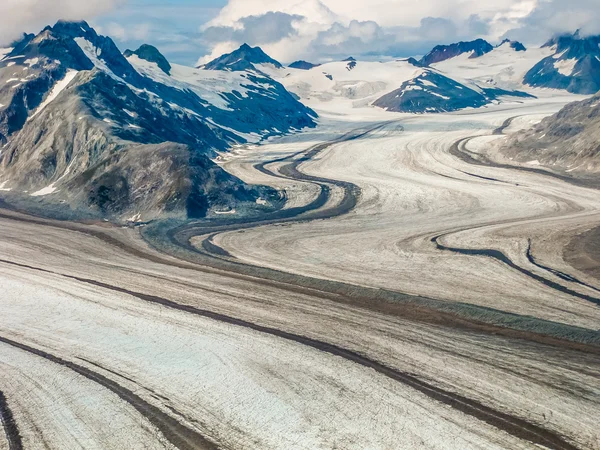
[0,0,123,45]
[199,0,543,63]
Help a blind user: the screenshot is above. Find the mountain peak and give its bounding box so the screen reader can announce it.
[498,39,526,52]
[45,20,93,38]
[202,43,283,71]
[124,44,171,75]
[289,60,320,70]
[419,39,493,66]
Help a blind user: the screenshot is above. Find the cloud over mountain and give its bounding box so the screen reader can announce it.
[197,0,600,64]
[0,0,123,45]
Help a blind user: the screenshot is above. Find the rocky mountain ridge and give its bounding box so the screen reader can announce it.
[0,21,315,221]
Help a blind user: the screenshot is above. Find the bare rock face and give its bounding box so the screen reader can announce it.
[123,44,171,75]
[0,21,313,221]
[499,94,600,180]
[419,39,493,66]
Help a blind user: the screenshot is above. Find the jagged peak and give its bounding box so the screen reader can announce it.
[202,43,283,71]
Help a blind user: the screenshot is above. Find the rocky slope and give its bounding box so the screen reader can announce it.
[524,32,600,94]
[0,22,315,221]
[497,93,600,180]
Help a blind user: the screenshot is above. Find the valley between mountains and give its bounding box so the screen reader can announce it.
[0,21,599,450]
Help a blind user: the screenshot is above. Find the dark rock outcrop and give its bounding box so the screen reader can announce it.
[419,39,494,66]
[498,39,526,52]
[289,60,320,70]
[124,44,171,75]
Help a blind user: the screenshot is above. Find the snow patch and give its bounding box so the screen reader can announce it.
[23,57,39,66]
[214,208,236,215]
[553,59,577,77]
[30,185,58,196]
[28,69,79,120]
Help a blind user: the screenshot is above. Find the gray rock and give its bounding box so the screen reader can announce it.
[0,22,314,221]
[499,93,600,179]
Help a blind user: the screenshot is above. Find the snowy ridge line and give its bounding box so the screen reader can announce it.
[0,333,217,450]
[0,390,22,450]
[0,258,583,450]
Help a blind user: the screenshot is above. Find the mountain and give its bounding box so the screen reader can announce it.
[430,40,553,91]
[123,44,171,75]
[0,22,315,221]
[419,39,494,66]
[202,43,283,71]
[523,31,600,94]
[372,70,532,113]
[498,93,600,180]
[289,60,320,70]
[262,57,533,114]
[498,39,526,52]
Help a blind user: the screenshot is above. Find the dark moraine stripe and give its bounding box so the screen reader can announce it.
[0,336,217,450]
[0,260,581,450]
[0,391,22,450]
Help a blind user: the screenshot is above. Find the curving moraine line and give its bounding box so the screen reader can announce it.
[450,117,600,189]
[0,391,22,450]
[0,121,597,449]
[444,118,600,305]
[170,122,390,259]
[0,259,581,450]
[0,335,218,450]
[431,235,600,306]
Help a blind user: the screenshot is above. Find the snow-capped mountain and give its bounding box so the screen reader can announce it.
[419,39,494,66]
[201,43,283,71]
[0,22,315,221]
[430,39,554,91]
[523,32,600,94]
[372,70,531,113]
[261,53,533,114]
[123,44,171,75]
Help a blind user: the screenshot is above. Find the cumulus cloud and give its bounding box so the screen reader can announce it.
[0,0,123,45]
[501,0,600,44]
[197,0,541,64]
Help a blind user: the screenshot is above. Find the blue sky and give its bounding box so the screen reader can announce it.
[94,0,228,65]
